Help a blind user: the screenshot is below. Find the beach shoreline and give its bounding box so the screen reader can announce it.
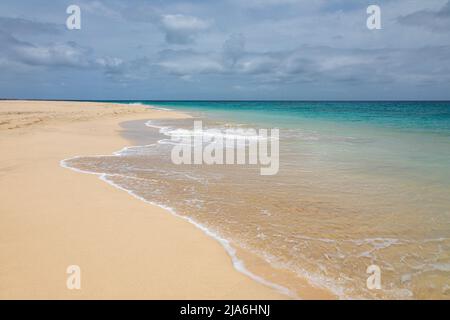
[112,117,337,300]
[0,100,297,299]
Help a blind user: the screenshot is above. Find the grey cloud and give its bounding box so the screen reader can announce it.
[151,37,450,87]
[222,33,246,67]
[0,13,124,74]
[236,53,282,75]
[156,49,224,75]
[398,1,450,31]
[18,42,93,68]
[99,57,158,82]
[0,31,124,74]
[1,0,450,99]
[120,3,211,45]
[121,3,160,22]
[0,16,62,36]
[96,56,125,74]
[0,31,92,68]
[81,0,123,20]
[158,14,211,45]
[0,17,95,70]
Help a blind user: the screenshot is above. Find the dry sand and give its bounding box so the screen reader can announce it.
[0,100,288,299]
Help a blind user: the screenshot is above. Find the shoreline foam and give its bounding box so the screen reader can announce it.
[0,100,288,299]
[61,115,337,300]
[60,155,295,299]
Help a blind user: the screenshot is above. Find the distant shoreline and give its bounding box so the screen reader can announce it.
[1,98,450,102]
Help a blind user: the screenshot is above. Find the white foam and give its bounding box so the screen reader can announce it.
[145,120,278,143]
[126,102,173,111]
[60,156,295,299]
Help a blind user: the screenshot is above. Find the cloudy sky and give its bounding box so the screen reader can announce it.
[1,0,450,100]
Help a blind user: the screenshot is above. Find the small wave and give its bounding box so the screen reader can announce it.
[145,120,278,147]
[60,155,295,299]
[126,102,173,111]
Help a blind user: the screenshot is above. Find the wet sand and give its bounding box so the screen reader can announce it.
[0,100,291,299]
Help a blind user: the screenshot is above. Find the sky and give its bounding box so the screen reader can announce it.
[1,0,450,100]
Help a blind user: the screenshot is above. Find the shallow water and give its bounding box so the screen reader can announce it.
[64,101,450,299]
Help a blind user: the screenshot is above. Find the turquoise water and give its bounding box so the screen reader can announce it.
[81,101,450,298]
[118,101,450,133]
[127,100,450,190]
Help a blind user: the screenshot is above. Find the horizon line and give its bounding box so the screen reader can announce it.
[2,98,450,103]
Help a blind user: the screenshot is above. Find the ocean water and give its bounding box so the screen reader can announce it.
[63,101,450,299]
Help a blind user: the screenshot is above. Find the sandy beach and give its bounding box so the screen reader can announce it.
[0,100,288,299]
